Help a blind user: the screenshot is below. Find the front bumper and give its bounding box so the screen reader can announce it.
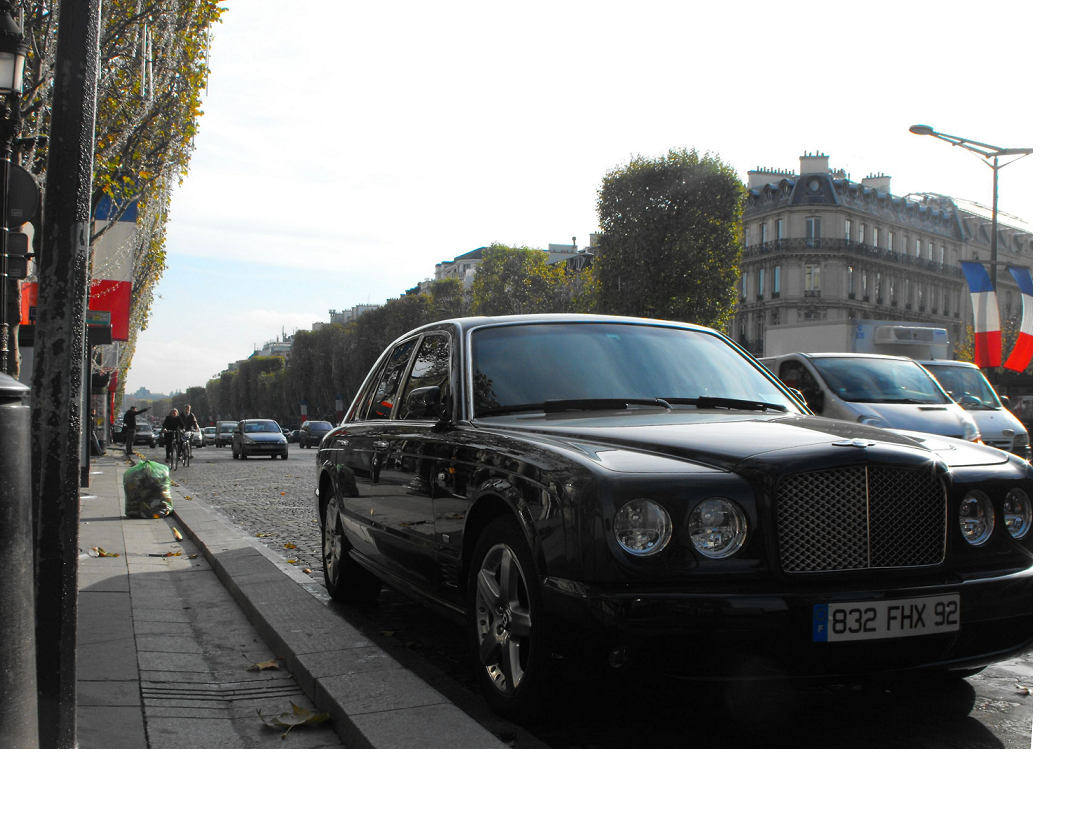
[541,567,1032,679]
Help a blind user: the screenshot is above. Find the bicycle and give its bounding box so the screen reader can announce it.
[164,431,182,471]
[180,431,195,467]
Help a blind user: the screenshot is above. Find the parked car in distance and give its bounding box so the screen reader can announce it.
[299,420,333,449]
[920,359,1030,461]
[133,420,156,447]
[201,427,216,447]
[215,421,237,448]
[760,352,981,442]
[233,418,288,460]
[316,314,1033,718]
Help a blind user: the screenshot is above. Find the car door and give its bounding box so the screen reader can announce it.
[365,331,453,596]
[335,337,424,585]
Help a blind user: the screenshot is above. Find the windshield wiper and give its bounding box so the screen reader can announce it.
[665,396,786,412]
[476,398,672,418]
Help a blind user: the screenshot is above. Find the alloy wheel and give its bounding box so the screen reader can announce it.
[474,543,532,696]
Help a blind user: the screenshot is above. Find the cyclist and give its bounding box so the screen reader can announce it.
[161,408,185,467]
[180,404,202,462]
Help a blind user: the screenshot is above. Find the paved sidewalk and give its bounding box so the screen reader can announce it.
[77,446,505,749]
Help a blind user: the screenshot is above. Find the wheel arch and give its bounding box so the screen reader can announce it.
[460,488,539,593]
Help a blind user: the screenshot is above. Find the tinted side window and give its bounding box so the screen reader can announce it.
[778,360,819,393]
[365,339,417,420]
[396,334,451,419]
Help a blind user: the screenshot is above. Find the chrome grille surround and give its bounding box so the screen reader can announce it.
[777,466,947,573]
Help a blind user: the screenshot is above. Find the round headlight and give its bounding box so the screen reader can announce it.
[1002,488,1032,539]
[688,498,748,559]
[614,499,672,556]
[959,490,995,545]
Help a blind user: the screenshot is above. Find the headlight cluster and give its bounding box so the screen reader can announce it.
[959,488,1032,545]
[614,497,748,559]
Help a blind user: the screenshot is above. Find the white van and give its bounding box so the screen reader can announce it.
[920,359,1030,461]
[760,352,981,442]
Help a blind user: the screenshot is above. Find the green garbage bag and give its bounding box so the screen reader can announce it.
[123,459,173,518]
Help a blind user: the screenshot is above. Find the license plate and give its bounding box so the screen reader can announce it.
[812,594,960,642]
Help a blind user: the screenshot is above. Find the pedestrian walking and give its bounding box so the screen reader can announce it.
[122,405,148,455]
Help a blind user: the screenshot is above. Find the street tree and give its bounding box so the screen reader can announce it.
[594,148,744,330]
[12,0,224,384]
[470,243,568,316]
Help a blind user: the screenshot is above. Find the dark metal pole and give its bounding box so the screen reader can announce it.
[30,0,102,749]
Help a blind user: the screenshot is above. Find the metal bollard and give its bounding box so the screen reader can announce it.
[0,372,38,747]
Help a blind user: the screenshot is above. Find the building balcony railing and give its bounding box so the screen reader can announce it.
[742,238,958,275]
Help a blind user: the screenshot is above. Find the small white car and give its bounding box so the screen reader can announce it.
[201,427,216,447]
[760,352,981,442]
[920,359,1030,460]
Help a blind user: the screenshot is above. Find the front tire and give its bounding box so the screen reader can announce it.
[322,494,381,603]
[467,517,550,719]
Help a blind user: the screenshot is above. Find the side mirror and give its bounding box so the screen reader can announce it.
[1000,395,1012,410]
[801,387,825,414]
[405,386,446,421]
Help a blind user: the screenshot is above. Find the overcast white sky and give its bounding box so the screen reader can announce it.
[124,0,1061,396]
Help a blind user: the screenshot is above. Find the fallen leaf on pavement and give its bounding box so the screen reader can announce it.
[248,659,281,672]
[1015,684,1032,696]
[287,559,298,564]
[283,543,296,549]
[90,546,120,558]
[171,527,183,541]
[258,702,330,739]
[184,496,192,500]
[302,568,312,574]
[280,492,286,496]
[148,551,183,557]
[256,533,271,538]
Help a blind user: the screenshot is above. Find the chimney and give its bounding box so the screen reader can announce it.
[863,173,891,193]
[799,151,830,175]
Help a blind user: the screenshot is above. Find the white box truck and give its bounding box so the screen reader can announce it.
[761,320,950,360]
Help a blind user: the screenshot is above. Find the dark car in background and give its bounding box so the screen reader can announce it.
[299,420,333,448]
[214,421,237,448]
[233,418,288,459]
[314,314,1033,718]
[133,420,156,447]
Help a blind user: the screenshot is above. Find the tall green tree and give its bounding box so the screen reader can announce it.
[470,243,568,316]
[594,148,744,330]
[13,0,225,386]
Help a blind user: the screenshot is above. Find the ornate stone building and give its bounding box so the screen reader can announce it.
[730,152,1033,358]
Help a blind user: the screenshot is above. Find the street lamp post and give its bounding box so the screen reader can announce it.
[908,124,1032,295]
[0,2,27,376]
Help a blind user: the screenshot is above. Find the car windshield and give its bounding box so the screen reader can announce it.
[243,421,280,433]
[923,365,1002,409]
[470,322,795,415]
[219,423,236,431]
[809,357,949,404]
[309,422,333,431]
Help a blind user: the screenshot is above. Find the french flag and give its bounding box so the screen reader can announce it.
[960,262,1003,368]
[1004,266,1033,372]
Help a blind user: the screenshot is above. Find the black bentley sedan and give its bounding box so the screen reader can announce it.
[314,315,1032,717]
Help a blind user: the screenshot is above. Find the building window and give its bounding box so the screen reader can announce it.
[944,287,951,316]
[758,268,765,299]
[776,219,784,240]
[773,266,781,297]
[915,239,921,258]
[741,272,748,301]
[918,283,925,310]
[873,227,879,248]
[760,223,767,244]
[887,231,893,251]
[744,227,749,248]
[806,217,821,245]
[861,269,869,301]
[858,224,866,244]
[848,266,855,298]
[845,219,852,241]
[928,241,934,261]
[771,308,781,326]
[902,235,908,255]
[875,272,883,304]
[940,245,945,265]
[805,264,821,292]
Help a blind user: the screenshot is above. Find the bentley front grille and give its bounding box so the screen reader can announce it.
[776,466,947,573]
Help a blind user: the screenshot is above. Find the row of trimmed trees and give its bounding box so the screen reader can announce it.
[163,149,748,424]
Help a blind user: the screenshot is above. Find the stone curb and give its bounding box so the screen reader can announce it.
[160,465,506,749]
